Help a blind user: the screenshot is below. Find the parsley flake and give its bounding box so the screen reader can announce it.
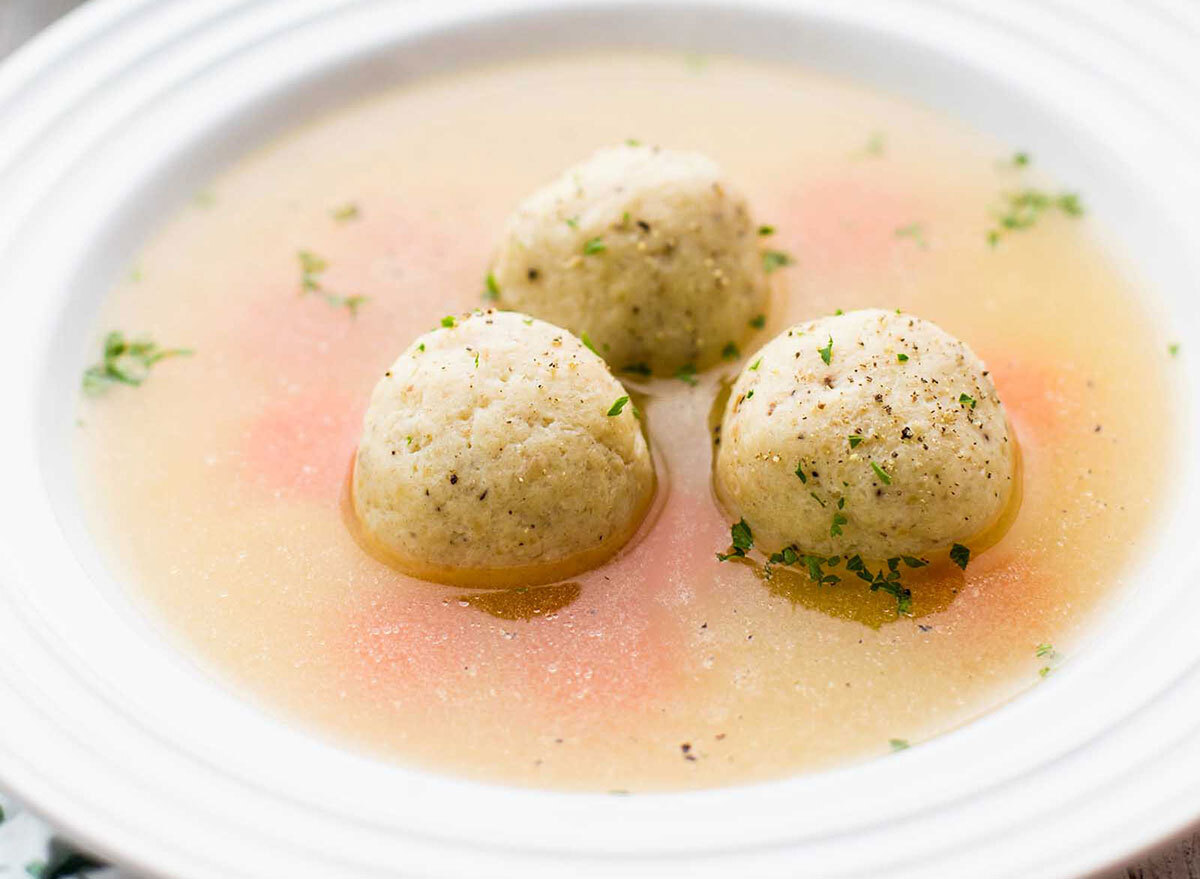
[1169,342,1181,357]
[897,352,909,362]
[583,237,607,255]
[441,315,457,328]
[607,395,630,416]
[894,223,928,248]
[818,336,834,365]
[848,434,864,449]
[861,132,886,158]
[959,392,977,409]
[987,188,1084,243]
[871,461,892,485]
[581,332,600,355]
[622,362,652,377]
[950,543,971,570]
[675,363,698,386]
[795,461,808,483]
[82,331,192,395]
[889,738,910,752]
[717,519,754,561]
[749,358,762,371]
[757,225,775,236]
[331,203,360,222]
[1036,642,1055,658]
[721,341,740,360]
[762,250,793,273]
[749,314,767,329]
[297,250,366,313]
[830,511,848,537]
[483,272,500,301]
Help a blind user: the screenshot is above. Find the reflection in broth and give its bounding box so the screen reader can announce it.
[457,582,583,621]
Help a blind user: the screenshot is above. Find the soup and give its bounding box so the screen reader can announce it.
[75,53,1170,791]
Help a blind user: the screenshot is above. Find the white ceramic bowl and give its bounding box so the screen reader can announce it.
[2,1,1200,876]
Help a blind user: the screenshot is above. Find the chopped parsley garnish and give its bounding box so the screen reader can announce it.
[1012,151,1031,167]
[762,250,793,273]
[749,358,762,371]
[795,461,808,483]
[889,738,910,752]
[897,352,909,362]
[625,138,642,147]
[768,546,800,566]
[894,223,928,248]
[830,511,848,537]
[959,392,977,409]
[717,518,754,561]
[324,293,366,315]
[622,362,653,377]
[757,225,775,236]
[331,203,360,222]
[82,331,192,395]
[565,216,579,229]
[721,341,740,360]
[809,491,826,508]
[581,332,599,355]
[848,434,864,449]
[297,250,366,314]
[731,519,753,551]
[871,461,892,485]
[583,236,607,255]
[417,342,425,352]
[987,189,1084,244]
[745,389,754,399]
[441,315,457,328]
[802,554,842,586]
[1036,642,1055,658]
[847,555,913,614]
[818,336,834,365]
[483,272,500,301]
[298,250,327,285]
[950,543,971,570]
[749,314,767,329]
[607,395,630,416]
[1169,342,1181,357]
[901,556,929,568]
[675,363,698,386]
[1039,666,1053,679]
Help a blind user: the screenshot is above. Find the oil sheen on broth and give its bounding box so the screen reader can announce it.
[75,54,1170,791]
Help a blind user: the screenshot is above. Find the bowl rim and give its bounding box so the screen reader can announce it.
[3,1,1200,877]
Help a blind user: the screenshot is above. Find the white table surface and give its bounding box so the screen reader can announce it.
[1,2,1198,877]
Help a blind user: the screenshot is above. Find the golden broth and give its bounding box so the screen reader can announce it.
[75,53,1170,790]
